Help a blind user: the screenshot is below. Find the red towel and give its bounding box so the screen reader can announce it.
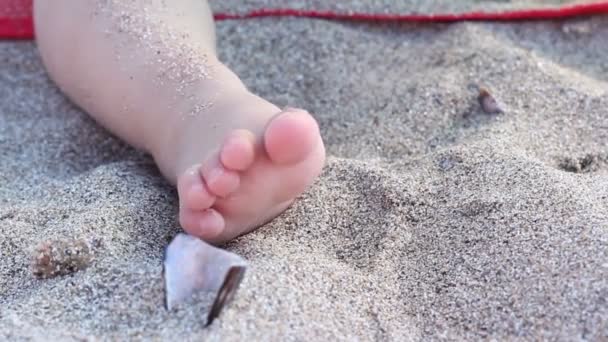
[2,0,608,40]
[0,0,32,39]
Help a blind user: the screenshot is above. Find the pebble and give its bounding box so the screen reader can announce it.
[31,238,93,279]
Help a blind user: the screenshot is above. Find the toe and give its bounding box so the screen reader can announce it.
[180,207,225,240]
[201,161,240,198]
[177,164,215,210]
[220,129,256,171]
[264,108,320,165]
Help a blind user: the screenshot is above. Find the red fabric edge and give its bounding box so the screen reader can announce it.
[215,2,608,21]
[0,17,32,39]
[2,1,608,40]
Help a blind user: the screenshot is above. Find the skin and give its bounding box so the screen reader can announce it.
[33,0,326,244]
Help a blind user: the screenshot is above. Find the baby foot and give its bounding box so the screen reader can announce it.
[176,106,325,244]
[32,0,325,245]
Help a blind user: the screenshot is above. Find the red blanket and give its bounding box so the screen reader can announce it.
[2,0,608,40]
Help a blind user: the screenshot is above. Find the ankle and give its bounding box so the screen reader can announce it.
[147,60,248,178]
[151,88,258,183]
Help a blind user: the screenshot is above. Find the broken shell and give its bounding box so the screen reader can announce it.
[31,238,93,279]
[163,233,247,326]
[207,265,247,326]
[478,88,503,114]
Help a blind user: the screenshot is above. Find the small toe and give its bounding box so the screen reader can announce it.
[264,109,320,165]
[201,162,240,198]
[220,129,256,171]
[184,183,216,210]
[177,164,215,210]
[180,207,225,240]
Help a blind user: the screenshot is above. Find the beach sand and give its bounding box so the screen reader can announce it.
[1,1,607,340]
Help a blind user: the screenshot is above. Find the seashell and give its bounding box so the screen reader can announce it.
[31,238,93,279]
[478,87,503,114]
[163,233,247,326]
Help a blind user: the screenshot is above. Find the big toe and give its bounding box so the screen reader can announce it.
[264,108,320,165]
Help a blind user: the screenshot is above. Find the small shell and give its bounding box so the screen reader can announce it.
[31,238,93,279]
[164,233,247,326]
[478,88,503,114]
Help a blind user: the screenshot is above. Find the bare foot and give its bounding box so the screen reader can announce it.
[167,87,325,244]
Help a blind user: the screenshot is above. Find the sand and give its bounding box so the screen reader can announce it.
[1,1,608,340]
